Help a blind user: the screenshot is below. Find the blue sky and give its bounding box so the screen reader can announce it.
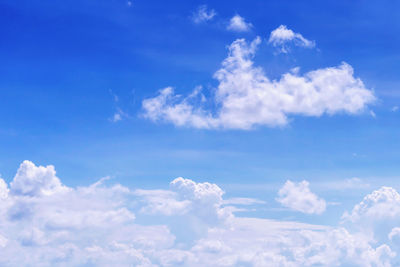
[1,0,400,186]
[1,1,400,266]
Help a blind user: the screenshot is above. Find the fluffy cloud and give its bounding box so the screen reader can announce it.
[342,186,400,223]
[134,189,190,216]
[268,25,315,53]
[192,5,216,24]
[10,160,69,196]
[0,161,174,266]
[191,220,395,267]
[142,37,375,129]
[227,14,252,32]
[341,187,400,244]
[276,180,326,214]
[0,178,9,199]
[135,177,232,242]
[1,160,399,266]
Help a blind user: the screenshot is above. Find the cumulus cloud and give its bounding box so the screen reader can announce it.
[1,160,399,266]
[341,186,400,248]
[268,25,315,53]
[10,160,69,197]
[192,5,216,24]
[142,37,376,129]
[134,189,190,216]
[276,180,326,214]
[194,220,394,267]
[341,186,400,242]
[0,178,9,199]
[135,177,229,221]
[227,14,252,32]
[0,161,173,266]
[342,186,400,223]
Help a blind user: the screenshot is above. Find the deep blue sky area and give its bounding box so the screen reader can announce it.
[1,0,400,198]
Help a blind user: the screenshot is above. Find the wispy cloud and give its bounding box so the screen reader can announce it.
[192,5,216,24]
[227,14,252,32]
[111,108,127,122]
[222,197,266,205]
[268,25,315,53]
[109,90,128,123]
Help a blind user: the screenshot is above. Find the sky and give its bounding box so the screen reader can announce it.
[1,0,400,266]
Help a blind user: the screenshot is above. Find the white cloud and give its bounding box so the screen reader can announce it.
[135,177,229,222]
[344,177,370,189]
[227,15,252,32]
[134,189,190,216]
[193,219,395,267]
[342,186,400,223]
[392,106,399,112]
[142,37,376,129]
[0,160,399,266]
[276,180,326,214]
[389,227,400,241]
[170,177,232,223]
[192,5,216,24]
[222,197,266,205]
[109,90,127,123]
[0,177,9,199]
[318,177,370,191]
[268,25,315,53]
[341,186,400,247]
[112,112,122,122]
[10,160,69,197]
[0,161,173,266]
[111,108,127,123]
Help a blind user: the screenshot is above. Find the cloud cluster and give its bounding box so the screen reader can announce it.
[268,25,315,53]
[343,186,400,223]
[0,161,399,266]
[143,37,375,129]
[191,5,253,32]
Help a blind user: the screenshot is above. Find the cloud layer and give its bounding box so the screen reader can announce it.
[0,161,399,266]
[142,37,375,129]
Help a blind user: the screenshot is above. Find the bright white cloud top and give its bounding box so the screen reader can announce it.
[0,160,398,266]
[268,25,316,53]
[276,180,326,214]
[143,36,376,129]
[227,14,252,32]
[342,186,400,229]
